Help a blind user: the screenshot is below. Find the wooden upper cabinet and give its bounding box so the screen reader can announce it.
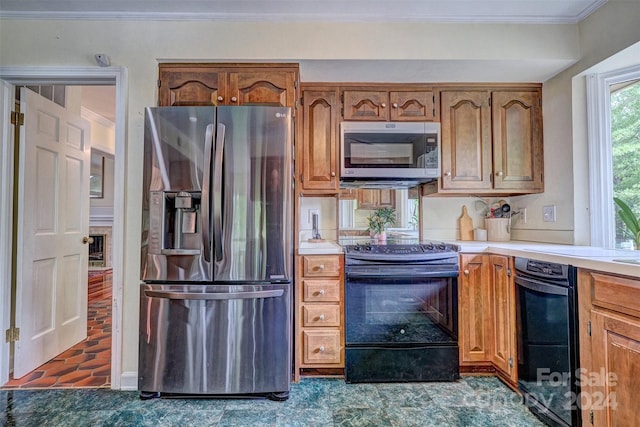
[231,70,297,108]
[357,189,396,209]
[158,66,225,106]
[342,89,436,121]
[343,90,388,121]
[299,88,340,193]
[440,90,492,191]
[389,91,436,121]
[158,63,299,110]
[430,85,543,196]
[491,90,543,192]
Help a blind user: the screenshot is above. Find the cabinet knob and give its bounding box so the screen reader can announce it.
[319,346,326,353]
[496,171,504,177]
[217,96,224,102]
[231,96,238,103]
[392,103,398,108]
[464,269,470,275]
[319,314,326,321]
[318,289,326,295]
[444,171,452,177]
[381,103,387,108]
[331,172,336,177]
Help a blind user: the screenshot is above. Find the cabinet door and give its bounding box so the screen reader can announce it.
[230,70,297,109]
[440,91,492,190]
[158,66,226,106]
[389,91,436,121]
[589,309,640,426]
[491,90,543,192]
[343,90,389,121]
[357,189,395,209]
[300,89,339,193]
[489,255,517,382]
[459,254,492,364]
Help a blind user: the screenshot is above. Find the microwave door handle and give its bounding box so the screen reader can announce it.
[201,123,214,262]
[213,123,225,263]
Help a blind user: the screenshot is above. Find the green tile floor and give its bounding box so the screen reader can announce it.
[1,376,547,426]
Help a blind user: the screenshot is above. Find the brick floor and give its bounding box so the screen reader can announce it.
[1,270,112,389]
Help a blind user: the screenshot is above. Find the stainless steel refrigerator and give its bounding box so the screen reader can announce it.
[138,106,293,400]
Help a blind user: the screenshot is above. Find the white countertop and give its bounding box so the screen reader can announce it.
[298,239,640,278]
[450,240,640,278]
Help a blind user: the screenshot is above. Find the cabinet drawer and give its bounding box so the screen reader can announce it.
[591,272,640,317]
[303,330,342,364]
[302,304,341,327]
[302,279,341,302]
[302,255,341,277]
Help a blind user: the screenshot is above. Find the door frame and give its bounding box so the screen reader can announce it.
[0,66,127,389]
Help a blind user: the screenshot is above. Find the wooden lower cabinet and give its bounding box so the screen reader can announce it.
[578,269,640,426]
[294,254,344,381]
[488,255,517,383]
[459,254,492,366]
[459,254,517,385]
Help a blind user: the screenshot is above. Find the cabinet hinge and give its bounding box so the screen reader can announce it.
[295,99,299,110]
[508,356,513,368]
[10,111,24,126]
[539,98,542,107]
[300,97,303,106]
[507,267,512,277]
[589,410,594,424]
[157,79,161,88]
[5,327,20,343]
[588,320,592,337]
[488,97,491,107]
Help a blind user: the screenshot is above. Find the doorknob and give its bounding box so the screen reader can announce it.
[82,236,94,244]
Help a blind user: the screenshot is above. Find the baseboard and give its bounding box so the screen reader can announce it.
[119,371,138,390]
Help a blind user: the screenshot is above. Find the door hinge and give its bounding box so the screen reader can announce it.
[589,410,594,424]
[5,327,20,343]
[588,320,592,337]
[11,111,24,126]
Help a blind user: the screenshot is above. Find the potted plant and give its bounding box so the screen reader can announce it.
[614,197,640,249]
[367,207,396,242]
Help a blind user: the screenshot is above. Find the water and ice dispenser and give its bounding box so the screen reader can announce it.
[148,191,202,256]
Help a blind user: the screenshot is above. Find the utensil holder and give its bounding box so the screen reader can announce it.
[485,218,511,241]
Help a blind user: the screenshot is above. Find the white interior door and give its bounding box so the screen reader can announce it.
[14,87,91,378]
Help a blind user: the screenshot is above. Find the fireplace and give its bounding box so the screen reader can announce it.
[88,226,112,268]
[89,234,106,267]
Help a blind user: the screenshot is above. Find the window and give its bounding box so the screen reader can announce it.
[611,80,640,249]
[25,85,66,107]
[587,65,640,248]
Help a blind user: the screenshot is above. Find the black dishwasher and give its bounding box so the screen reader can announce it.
[514,257,580,427]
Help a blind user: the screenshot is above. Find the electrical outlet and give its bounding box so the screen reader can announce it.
[542,205,556,222]
[518,207,527,223]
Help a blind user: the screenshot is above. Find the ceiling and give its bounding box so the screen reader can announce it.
[0,0,607,23]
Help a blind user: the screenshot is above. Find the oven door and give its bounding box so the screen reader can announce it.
[345,266,457,345]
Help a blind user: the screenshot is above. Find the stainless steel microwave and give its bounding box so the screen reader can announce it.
[340,122,440,184]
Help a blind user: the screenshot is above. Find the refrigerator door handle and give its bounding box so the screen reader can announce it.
[201,123,215,262]
[143,289,284,300]
[213,123,225,263]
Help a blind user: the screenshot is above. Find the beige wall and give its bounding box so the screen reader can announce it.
[0,9,637,383]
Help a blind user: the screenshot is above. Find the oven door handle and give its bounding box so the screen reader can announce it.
[346,271,459,279]
[515,276,568,296]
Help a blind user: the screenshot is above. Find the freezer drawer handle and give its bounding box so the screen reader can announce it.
[144,289,284,300]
